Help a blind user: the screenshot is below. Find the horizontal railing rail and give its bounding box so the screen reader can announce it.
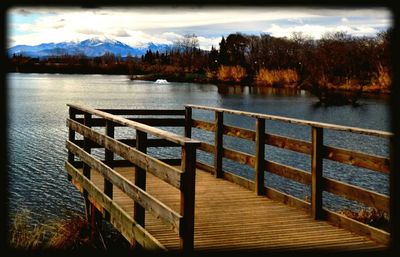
[65,162,167,250]
[66,104,199,252]
[192,119,390,174]
[68,104,198,146]
[67,118,184,188]
[186,104,393,138]
[186,104,391,245]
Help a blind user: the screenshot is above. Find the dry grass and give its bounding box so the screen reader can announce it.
[340,208,389,232]
[312,64,391,94]
[254,68,299,87]
[9,209,91,250]
[217,65,247,83]
[369,64,391,93]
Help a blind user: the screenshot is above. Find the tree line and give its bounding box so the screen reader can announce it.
[8,30,392,93]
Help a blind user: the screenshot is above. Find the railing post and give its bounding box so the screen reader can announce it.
[82,113,95,233]
[390,135,398,251]
[134,130,147,226]
[67,107,77,181]
[311,126,323,220]
[214,111,224,178]
[185,106,192,138]
[83,113,92,179]
[104,120,115,221]
[255,118,266,195]
[180,143,196,253]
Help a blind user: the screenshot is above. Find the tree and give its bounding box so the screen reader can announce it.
[173,33,200,72]
[218,36,228,65]
[225,33,249,66]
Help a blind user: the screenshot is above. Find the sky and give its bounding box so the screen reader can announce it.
[7,6,393,50]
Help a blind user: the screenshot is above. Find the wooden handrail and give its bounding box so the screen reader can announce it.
[67,105,199,251]
[67,104,391,248]
[65,162,167,250]
[68,104,200,146]
[187,104,390,244]
[67,118,183,189]
[97,109,185,115]
[193,119,390,174]
[66,140,183,233]
[186,104,393,138]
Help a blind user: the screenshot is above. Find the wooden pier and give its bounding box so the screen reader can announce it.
[65,104,392,252]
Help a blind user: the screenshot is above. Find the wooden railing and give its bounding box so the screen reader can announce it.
[185,104,392,245]
[65,104,199,251]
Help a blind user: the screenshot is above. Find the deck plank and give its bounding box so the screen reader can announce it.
[86,167,386,251]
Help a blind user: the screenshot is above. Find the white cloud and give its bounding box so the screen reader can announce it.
[7,7,393,48]
[264,23,380,39]
[197,36,221,50]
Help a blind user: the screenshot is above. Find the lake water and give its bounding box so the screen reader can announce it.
[7,73,391,223]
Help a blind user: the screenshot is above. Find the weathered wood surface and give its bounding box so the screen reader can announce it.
[255,118,266,195]
[323,177,389,213]
[179,143,196,252]
[68,104,200,146]
[214,111,224,178]
[66,141,182,233]
[194,121,390,174]
[186,104,393,138]
[74,138,179,148]
[81,166,386,251]
[311,127,323,220]
[196,140,389,214]
[75,117,185,127]
[193,120,389,174]
[96,109,185,116]
[65,162,167,251]
[67,118,183,189]
[196,163,389,245]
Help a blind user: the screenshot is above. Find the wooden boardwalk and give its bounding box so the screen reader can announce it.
[89,166,385,251]
[65,104,392,252]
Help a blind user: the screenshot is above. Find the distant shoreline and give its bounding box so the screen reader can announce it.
[9,70,391,97]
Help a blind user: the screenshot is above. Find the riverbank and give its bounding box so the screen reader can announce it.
[130,71,391,95]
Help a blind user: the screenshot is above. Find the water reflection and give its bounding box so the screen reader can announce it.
[216,84,389,102]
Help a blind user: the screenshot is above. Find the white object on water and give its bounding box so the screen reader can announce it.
[155,79,169,84]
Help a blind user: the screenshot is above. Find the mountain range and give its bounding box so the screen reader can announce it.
[8,37,171,58]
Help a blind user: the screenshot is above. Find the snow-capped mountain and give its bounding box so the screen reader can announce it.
[8,37,170,58]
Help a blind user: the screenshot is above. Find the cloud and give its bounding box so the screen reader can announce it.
[264,23,380,39]
[112,29,130,37]
[197,36,222,50]
[76,27,103,35]
[17,9,32,16]
[8,7,392,48]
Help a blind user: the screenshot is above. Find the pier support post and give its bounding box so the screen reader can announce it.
[104,120,115,222]
[390,135,399,252]
[185,106,192,138]
[134,130,147,226]
[214,111,224,178]
[67,107,77,181]
[83,113,92,220]
[311,126,323,220]
[255,118,266,195]
[180,143,196,253]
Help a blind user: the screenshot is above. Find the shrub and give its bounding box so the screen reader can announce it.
[339,208,389,232]
[254,68,299,87]
[217,65,247,83]
[371,64,391,92]
[9,209,91,250]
